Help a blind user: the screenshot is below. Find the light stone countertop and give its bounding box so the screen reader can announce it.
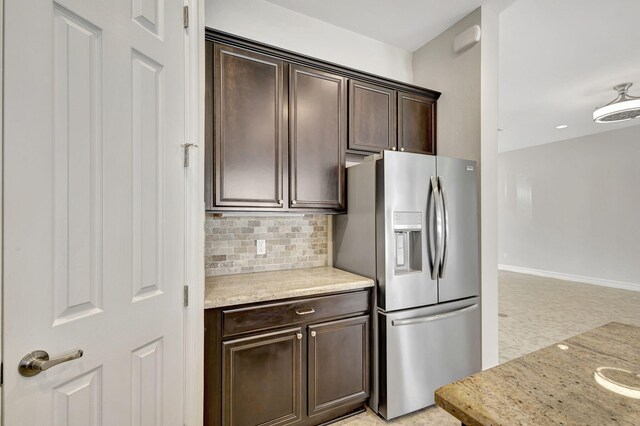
[205,267,374,309]
[435,322,640,426]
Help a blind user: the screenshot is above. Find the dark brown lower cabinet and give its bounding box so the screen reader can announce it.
[205,290,371,426]
[222,328,302,426]
[308,316,370,417]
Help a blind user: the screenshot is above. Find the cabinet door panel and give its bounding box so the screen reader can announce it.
[211,43,286,208]
[349,80,396,153]
[398,91,436,155]
[222,328,302,426]
[308,316,369,416]
[289,65,346,210]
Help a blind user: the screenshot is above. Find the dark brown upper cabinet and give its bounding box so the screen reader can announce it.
[207,43,287,210]
[205,30,440,212]
[289,65,346,210]
[307,316,370,417]
[348,80,396,154]
[398,91,437,155]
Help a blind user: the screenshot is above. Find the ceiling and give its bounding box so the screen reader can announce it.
[499,0,640,152]
[266,0,512,52]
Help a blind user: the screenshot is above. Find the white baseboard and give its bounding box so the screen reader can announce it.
[498,264,640,292]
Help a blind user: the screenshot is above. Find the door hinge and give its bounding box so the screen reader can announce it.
[183,143,198,167]
[183,285,189,307]
[183,5,189,28]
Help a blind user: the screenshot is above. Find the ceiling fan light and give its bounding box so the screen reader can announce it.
[593,99,640,123]
[593,83,640,123]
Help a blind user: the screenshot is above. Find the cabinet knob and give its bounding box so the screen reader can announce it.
[291,200,297,205]
[277,199,283,205]
[400,147,405,152]
[310,331,317,338]
[391,146,397,151]
[296,333,302,340]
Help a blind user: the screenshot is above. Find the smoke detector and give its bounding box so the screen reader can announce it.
[593,83,640,123]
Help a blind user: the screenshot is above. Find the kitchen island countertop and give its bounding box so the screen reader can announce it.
[205,266,374,309]
[435,322,640,425]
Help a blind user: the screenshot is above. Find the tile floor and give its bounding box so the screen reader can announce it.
[335,271,640,425]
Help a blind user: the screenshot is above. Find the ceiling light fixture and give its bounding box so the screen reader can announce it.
[556,124,568,129]
[593,83,640,123]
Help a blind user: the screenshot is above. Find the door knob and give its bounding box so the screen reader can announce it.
[19,349,83,377]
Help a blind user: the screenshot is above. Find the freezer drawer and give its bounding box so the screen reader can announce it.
[377,297,481,420]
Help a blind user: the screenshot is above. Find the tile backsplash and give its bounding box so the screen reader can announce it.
[205,214,329,276]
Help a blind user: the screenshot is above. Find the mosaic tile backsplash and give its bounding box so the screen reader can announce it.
[205,214,329,276]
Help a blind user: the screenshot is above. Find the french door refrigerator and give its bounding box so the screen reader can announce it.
[333,150,481,420]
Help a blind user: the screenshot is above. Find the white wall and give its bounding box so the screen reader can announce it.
[205,0,413,83]
[498,125,640,291]
[412,6,500,369]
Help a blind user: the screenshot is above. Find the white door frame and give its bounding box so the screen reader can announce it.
[0,0,4,420]
[183,0,205,425]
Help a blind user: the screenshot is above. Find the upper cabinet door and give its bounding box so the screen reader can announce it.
[397,91,437,155]
[208,43,286,209]
[348,80,396,153]
[289,65,346,210]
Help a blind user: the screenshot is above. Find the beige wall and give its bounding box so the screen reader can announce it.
[413,9,481,162]
[205,0,414,83]
[498,125,640,291]
[412,6,500,368]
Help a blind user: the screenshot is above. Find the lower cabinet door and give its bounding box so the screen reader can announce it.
[307,316,370,416]
[222,328,302,426]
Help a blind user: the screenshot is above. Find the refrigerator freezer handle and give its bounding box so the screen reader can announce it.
[430,177,443,280]
[391,304,479,326]
[438,176,450,279]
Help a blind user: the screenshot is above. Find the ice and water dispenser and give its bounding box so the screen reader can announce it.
[393,212,422,274]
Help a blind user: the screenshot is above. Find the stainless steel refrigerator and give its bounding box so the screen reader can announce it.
[333,150,481,420]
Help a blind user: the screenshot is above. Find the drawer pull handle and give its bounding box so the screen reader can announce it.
[295,308,315,315]
[296,333,302,340]
[310,331,317,338]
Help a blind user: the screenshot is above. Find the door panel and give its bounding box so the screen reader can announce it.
[53,368,102,426]
[222,328,302,426]
[378,298,481,420]
[397,92,436,155]
[307,316,369,416]
[378,151,438,311]
[211,43,286,208]
[3,0,185,424]
[437,157,480,302]
[289,64,346,210]
[348,80,396,153]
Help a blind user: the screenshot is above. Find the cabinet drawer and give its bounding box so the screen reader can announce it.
[222,291,369,338]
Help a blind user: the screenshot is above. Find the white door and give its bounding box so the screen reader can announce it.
[3,0,186,424]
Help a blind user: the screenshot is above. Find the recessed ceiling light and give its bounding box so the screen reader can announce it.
[556,124,568,129]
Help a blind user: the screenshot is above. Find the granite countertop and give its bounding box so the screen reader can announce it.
[435,322,640,425]
[205,267,374,309]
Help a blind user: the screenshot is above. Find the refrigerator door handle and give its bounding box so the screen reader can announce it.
[430,176,443,280]
[438,176,450,279]
[391,303,479,326]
